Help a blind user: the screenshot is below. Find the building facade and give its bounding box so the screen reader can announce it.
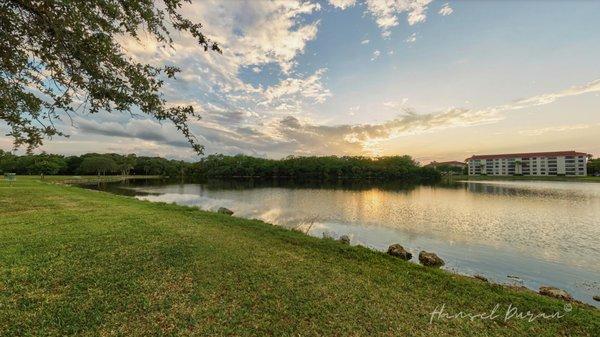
[466,151,588,176]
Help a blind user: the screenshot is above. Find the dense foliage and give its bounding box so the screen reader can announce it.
[428,163,466,175]
[191,154,441,182]
[588,158,600,176]
[0,151,440,182]
[1,0,219,153]
[0,150,190,176]
[8,152,599,181]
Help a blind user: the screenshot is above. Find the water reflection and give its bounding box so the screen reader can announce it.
[88,178,600,306]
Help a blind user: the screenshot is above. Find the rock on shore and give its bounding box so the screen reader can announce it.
[339,235,351,245]
[217,207,234,215]
[387,244,412,260]
[539,286,572,301]
[418,251,445,267]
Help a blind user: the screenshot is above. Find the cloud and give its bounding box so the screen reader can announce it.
[438,3,453,16]
[365,0,433,36]
[58,78,600,158]
[261,68,331,106]
[41,0,462,159]
[518,124,592,136]
[112,0,335,158]
[406,33,417,43]
[329,0,357,10]
[121,0,327,125]
[349,105,360,116]
[361,39,370,44]
[75,118,190,148]
[256,79,600,156]
[21,1,600,160]
[508,79,600,109]
[383,99,409,109]
[271,107,501,155]
[371,49,381,61]
[330,0,435,37]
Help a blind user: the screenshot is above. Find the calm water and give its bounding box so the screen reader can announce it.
[92,179,600,306]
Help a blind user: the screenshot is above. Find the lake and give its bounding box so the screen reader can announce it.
[89,178,600,306]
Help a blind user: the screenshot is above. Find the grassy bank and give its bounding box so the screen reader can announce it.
[449,174,600,183]
[1,174,162,185]
[0,178,598,336]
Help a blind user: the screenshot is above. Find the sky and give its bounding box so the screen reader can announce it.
[2,0,600,163]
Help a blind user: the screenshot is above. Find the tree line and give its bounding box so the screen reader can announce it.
[4,151,598,180]
[0,151,191,177]
[190,154,441,182]
[0,151,442,182]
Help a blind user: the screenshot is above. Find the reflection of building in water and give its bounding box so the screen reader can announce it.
[466,151,588,176]
[466,183,520,196]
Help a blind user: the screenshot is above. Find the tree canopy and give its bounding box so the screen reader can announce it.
[1,0,220,153]
[0,151,191,177]
[191,154,441,183]
[0,151,441,183]
[588,158,600,176]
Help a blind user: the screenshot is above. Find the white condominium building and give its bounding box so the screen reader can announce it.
[466,151,588,176]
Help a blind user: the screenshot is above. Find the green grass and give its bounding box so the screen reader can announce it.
[1,178,598,336]
[449,174,600,183]
[2,174,162,184]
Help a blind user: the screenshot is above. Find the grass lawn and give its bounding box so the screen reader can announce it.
[7,175,163,184]
[1,178,598,336]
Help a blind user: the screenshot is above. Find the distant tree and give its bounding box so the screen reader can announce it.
[0,150,18,174]
[588,158,600,176]
[30,153,66,175]
[1,0,220,153]
[62,156,84,175]
[110,153,137,176]
[79,156,118,175]
[29,159,62,176]
[135,157,164,175]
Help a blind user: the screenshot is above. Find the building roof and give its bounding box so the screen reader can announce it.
[466,151,588,161]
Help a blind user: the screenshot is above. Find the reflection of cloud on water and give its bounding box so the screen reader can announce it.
[137,193,242,211]
[137,193,204,207]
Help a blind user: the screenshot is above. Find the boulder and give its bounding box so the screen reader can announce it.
[217,207,234,215]
[418,251,445,267]
[387,244,412,260]
[539,286,572,301]
[593,295,600,302]
[339,235,351,245]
